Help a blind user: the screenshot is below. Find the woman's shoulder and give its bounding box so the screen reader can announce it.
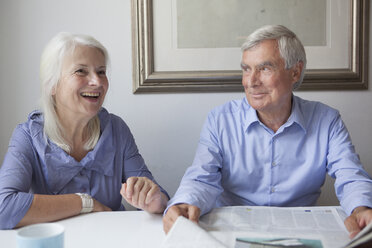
[9,110,44,152]
[98,108,130,133]
[16,110,44,137]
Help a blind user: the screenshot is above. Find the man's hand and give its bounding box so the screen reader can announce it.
[120,177,167,214]
[344,206,372,238]
[163,204,200,234]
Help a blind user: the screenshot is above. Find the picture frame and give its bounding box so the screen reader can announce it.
[131,0,369,93]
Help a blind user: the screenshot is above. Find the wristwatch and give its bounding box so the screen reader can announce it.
[75,193,94,213]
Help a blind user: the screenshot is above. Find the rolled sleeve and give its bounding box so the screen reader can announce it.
[166,179,222,216]
[166,111,224,215]
[326,115,372,215]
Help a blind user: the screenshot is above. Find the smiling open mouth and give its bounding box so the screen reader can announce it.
[80,92,100,99]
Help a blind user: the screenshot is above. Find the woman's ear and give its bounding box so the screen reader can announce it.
[51,85,57,96]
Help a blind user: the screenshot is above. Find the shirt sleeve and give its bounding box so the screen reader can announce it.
[120,122,169,199]
[0,126,34,229]
[166,111,224,216]
[326,114,372,215]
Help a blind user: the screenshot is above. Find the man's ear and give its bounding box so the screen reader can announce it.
[292,61,304,82]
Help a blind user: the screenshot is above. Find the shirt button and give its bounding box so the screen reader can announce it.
[272,162,276,167]
[271,187,275,193]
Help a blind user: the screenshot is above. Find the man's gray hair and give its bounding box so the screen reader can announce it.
[39,32,109,152]
[241,25,307,90]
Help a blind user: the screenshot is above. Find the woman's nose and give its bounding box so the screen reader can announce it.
[88,73,101,86]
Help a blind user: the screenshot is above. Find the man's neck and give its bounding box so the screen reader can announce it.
[257,99,293,133]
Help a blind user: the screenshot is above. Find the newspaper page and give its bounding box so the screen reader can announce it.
[199,206,350,248]
[162,216,228,248]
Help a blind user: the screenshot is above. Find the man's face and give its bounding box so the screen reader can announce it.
[241,39,301,117]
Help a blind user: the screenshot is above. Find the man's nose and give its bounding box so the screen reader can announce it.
[245,70,260,87]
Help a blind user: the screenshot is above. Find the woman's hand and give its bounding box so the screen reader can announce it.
[92,198,112,212]
[121,177,167,214]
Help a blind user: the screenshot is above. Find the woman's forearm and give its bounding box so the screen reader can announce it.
[15,194,82,228]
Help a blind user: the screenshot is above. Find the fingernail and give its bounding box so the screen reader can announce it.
[350,231,358,238]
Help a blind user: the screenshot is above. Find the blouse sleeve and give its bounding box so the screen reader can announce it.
[119,120,169,199]
[0,125,35,229]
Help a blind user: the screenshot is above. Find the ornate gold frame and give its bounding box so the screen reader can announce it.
[132,0,369,93]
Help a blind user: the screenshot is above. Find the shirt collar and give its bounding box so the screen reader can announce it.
[242,95,306,133]
[242,97,260,132]
[41,108,115,194]
[287,95,306,132]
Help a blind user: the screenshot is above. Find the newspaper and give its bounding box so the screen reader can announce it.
[161,216,228,248]
[199,206,350,248]
[343,220,372,248]
[162,206,351,248]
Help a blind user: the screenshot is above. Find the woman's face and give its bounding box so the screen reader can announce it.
[54,45,108,121]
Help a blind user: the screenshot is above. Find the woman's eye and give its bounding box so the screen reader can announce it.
[75,69,87,75]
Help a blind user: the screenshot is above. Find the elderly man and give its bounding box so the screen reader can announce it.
[163,25,372,237]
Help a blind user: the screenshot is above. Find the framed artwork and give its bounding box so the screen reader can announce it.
[131,0,369,93]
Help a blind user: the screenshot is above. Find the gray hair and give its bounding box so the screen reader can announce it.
[39,32,109,153]
[241,25,307,90]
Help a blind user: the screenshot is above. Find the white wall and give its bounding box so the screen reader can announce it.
[0,0,371,206]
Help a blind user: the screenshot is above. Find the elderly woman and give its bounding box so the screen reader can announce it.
[0,32,169,229]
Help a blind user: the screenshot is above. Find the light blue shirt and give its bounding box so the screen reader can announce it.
[167,95,372,216]
[0,108,168,229]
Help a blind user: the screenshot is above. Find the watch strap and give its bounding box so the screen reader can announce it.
[75,193,94,213]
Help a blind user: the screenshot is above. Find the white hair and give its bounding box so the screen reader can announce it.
[39,32,109,153]
[241,25,307,90]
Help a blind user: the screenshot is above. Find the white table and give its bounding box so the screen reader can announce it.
[1,206,353,248]
[0,211,166,248]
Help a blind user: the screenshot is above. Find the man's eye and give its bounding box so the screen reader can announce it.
[98,70,106,75]
[240,63,250,72]
[241,67,250,72]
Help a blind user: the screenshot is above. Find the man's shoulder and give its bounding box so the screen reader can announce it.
[294,95,340,122]
[210,98,249,116]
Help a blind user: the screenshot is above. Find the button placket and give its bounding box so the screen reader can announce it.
[270,136,277,196]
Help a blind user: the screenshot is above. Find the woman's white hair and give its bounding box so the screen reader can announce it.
[241,25,307,90]
[39,32,109,153]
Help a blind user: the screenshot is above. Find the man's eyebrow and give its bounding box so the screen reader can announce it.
[240,61,277,70]
[240,63,252,70]
[258,61,275,67]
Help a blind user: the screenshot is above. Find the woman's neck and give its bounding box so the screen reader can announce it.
[56,109,91,155]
